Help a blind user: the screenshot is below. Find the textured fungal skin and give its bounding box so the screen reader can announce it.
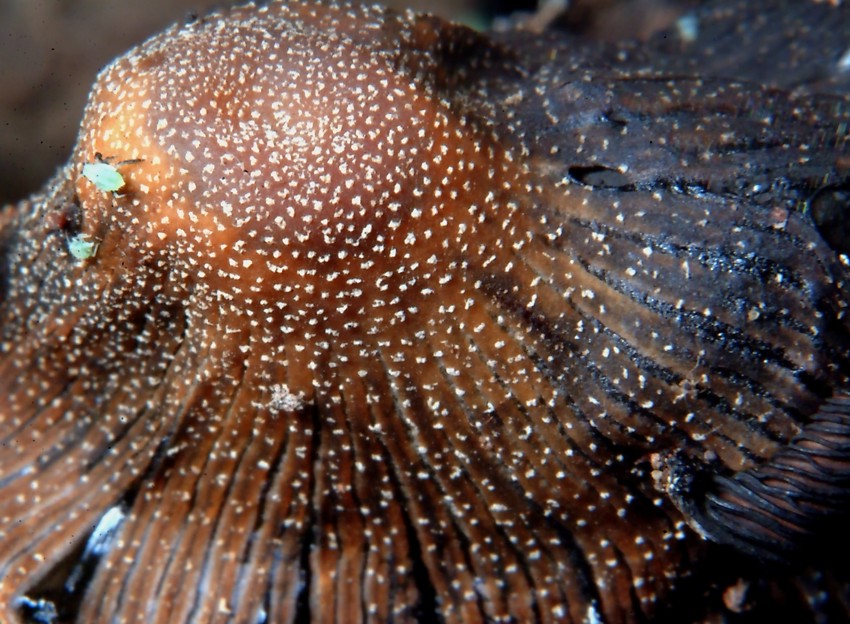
[1,1,850,623]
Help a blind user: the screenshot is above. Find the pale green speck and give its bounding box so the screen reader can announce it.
[68,234,99,260]
[82,161,126,192]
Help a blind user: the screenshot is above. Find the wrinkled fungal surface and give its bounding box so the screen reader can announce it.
[1,1,850,622]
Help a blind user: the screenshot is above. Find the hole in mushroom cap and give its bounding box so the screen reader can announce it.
[568,164,633,189]
[810,185,850,255]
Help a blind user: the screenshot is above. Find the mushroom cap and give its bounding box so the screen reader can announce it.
[73,2,519,316]
[2,1,850,622]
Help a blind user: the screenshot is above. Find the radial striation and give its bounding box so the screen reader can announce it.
[1,1,850,623]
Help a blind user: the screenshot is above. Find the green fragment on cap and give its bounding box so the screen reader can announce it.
[68,233,99,260]
[82,161,126,192]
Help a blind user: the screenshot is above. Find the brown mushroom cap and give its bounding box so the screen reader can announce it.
[74,3,516,308]
[2,1,850,623]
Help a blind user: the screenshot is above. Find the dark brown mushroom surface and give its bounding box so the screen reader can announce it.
[1,1,850,622]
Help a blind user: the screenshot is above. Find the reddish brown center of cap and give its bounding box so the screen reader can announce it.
[73,4,518,320]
